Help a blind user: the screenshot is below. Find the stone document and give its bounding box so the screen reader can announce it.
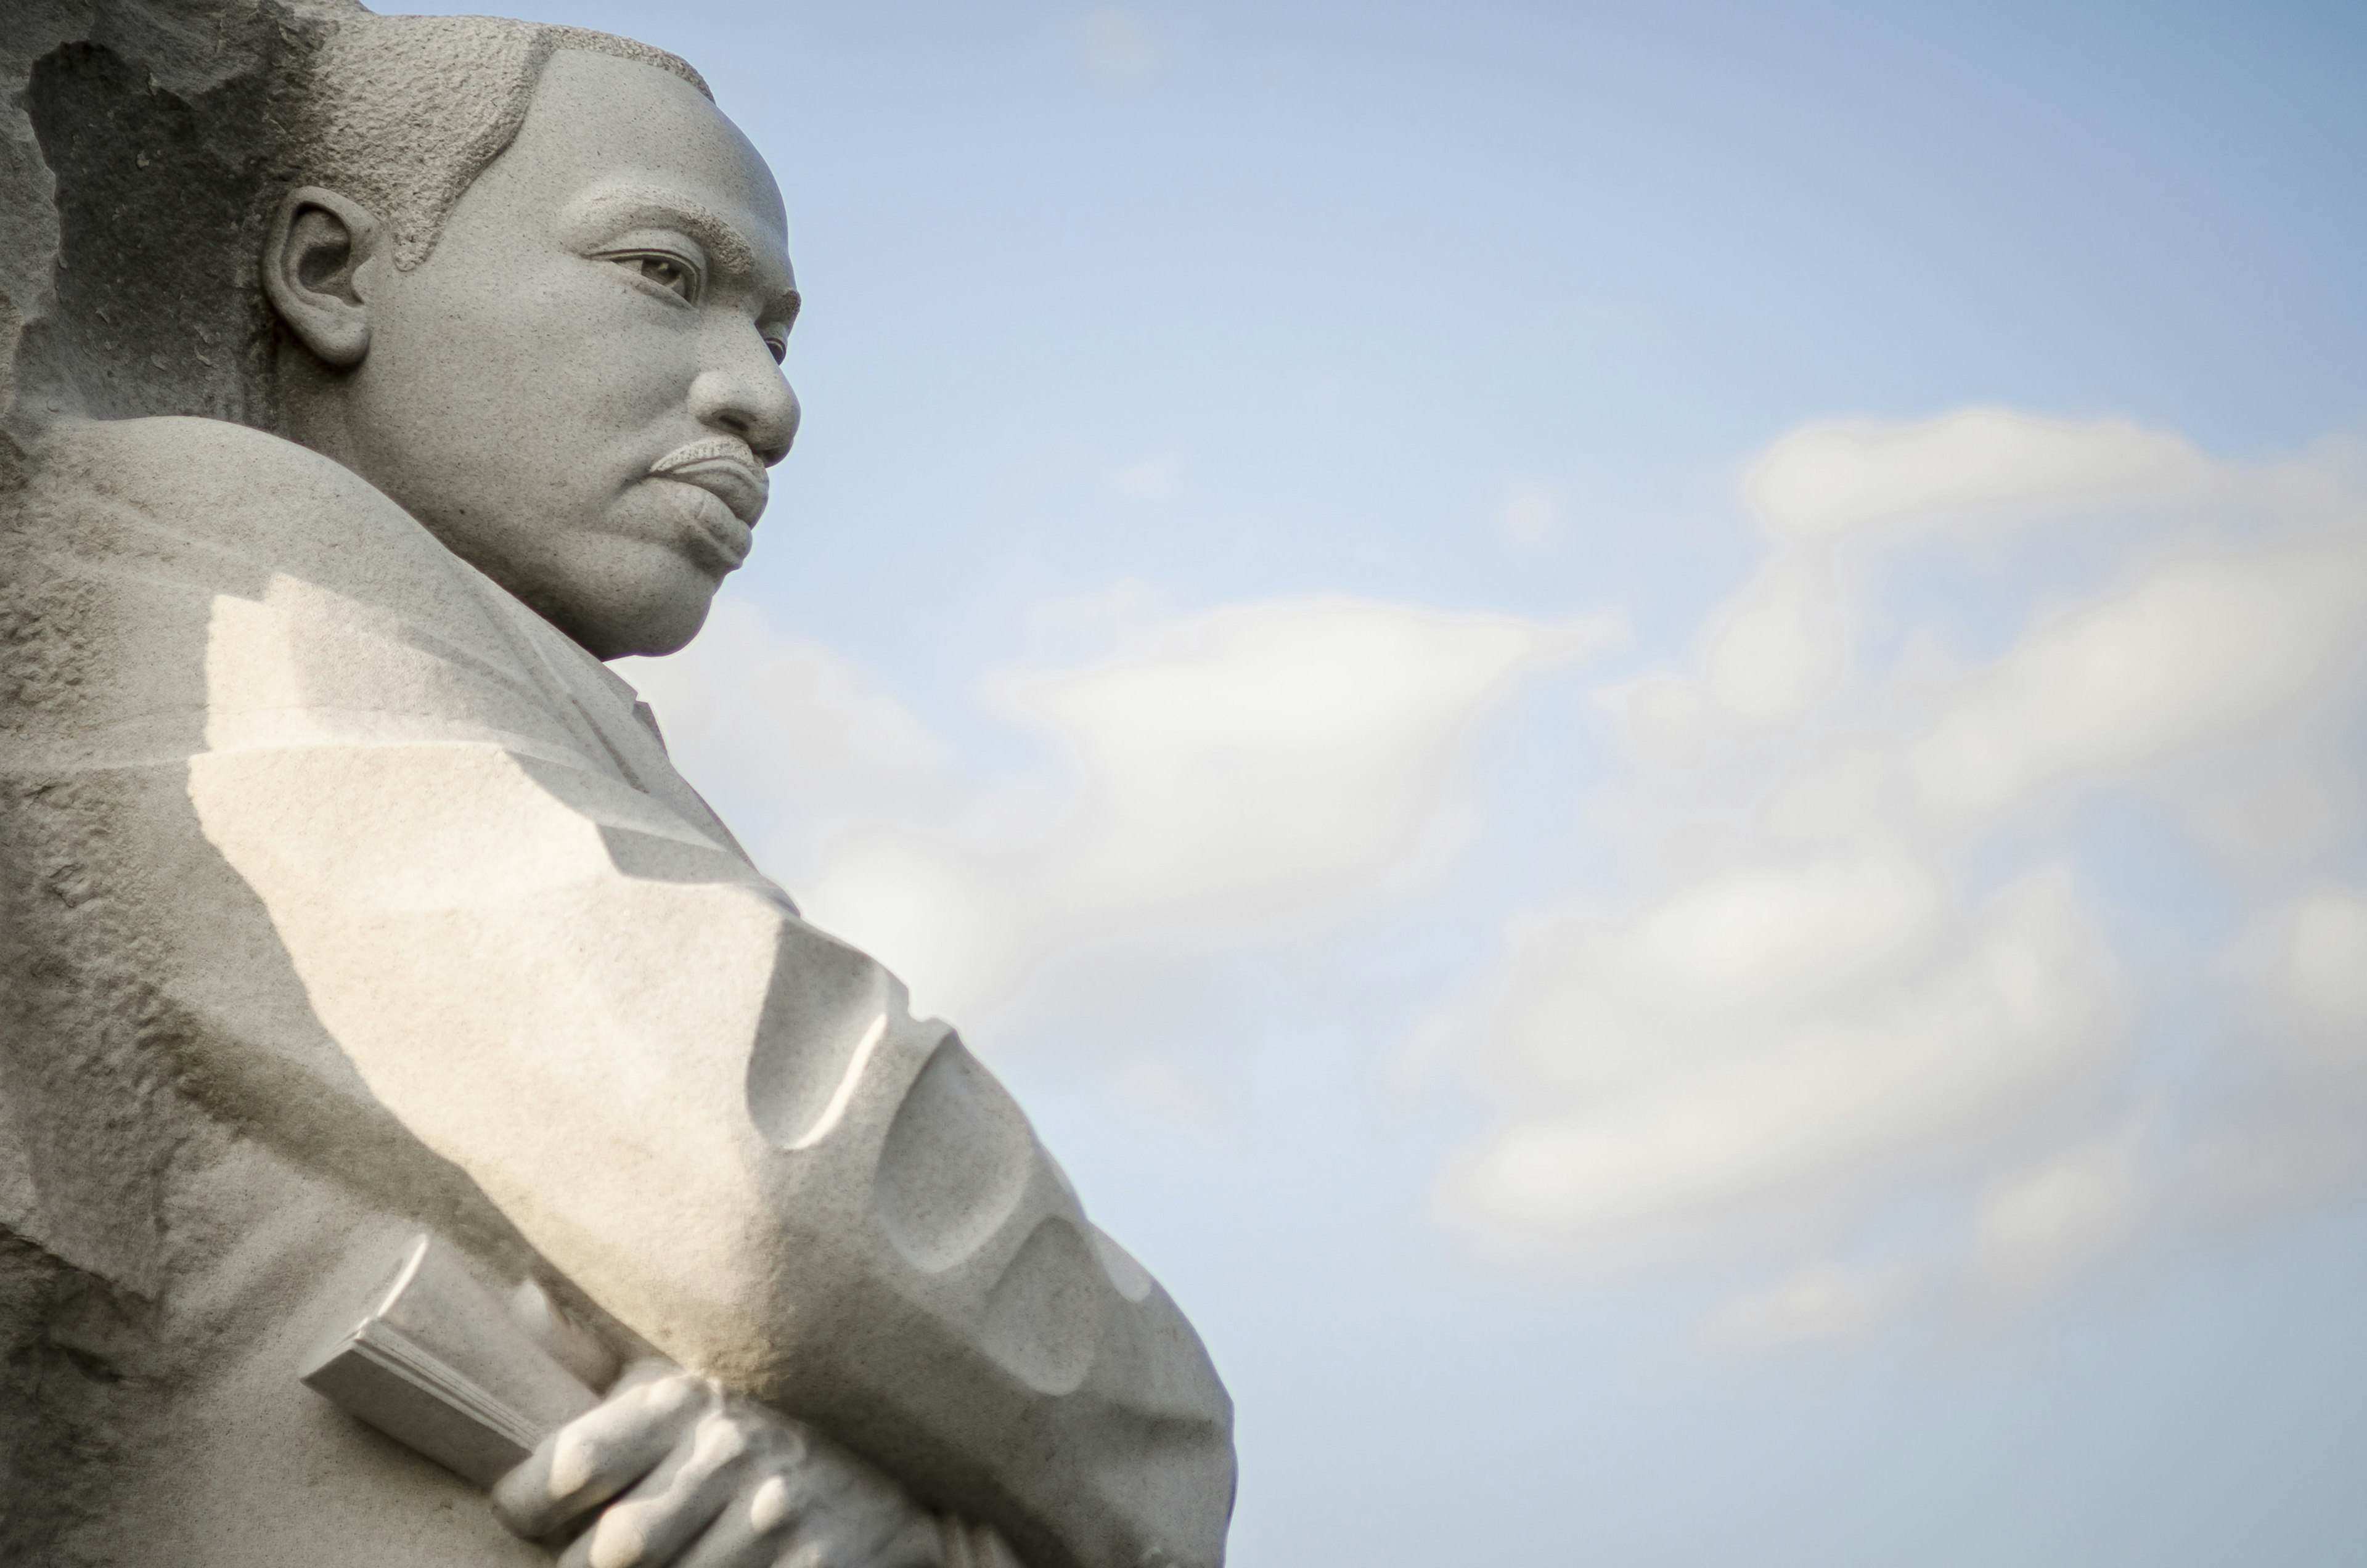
[0,5,1234,1566]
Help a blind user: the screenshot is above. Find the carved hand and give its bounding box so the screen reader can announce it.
[491,1360,952,1568]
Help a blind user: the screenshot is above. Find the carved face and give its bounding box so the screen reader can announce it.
[330,50,799,658]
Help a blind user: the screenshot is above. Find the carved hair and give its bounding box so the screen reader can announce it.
[292,14,711,271]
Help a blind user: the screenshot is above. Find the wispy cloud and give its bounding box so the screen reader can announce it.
[631,406,2367,1350]
[631,594,1617,1036]
[1424,407,2367,1344]
[1744,409,2226,541]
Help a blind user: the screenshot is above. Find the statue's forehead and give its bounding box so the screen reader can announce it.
[502,49,790,254]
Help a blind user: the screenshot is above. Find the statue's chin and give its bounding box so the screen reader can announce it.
[499,540,727,661]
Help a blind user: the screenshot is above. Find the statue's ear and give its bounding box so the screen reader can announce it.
[263,186,385,368]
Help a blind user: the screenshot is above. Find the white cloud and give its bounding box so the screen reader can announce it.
[1437,864,2124,1258]
[1698,1261,1922,1352]
[1429,406,2367,1344]
[1603,559,1849,753]
[1746,407,2219,540]
[2169,742,2358,875]
[1001,603,1598,910]
[827,600,1614,1024]
[1913,538,2367,819]
[636,595,1616,1033]
[1698,558,1847,723]
[2285,891,2367,1026]
[642,405,2367,1352]
[620,598,956,868]
[1965,1111,2154,1314]
[1613,410,2356,764]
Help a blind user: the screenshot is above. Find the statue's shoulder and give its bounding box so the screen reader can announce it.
[23,416,488,615]
[32,414,411,540]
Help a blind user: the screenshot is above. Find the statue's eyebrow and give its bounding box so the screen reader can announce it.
[562,184,761,278]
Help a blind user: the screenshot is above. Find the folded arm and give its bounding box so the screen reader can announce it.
[185,573,1232,1568]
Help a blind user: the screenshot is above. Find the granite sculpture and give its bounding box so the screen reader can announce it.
[0,6,1235,1566]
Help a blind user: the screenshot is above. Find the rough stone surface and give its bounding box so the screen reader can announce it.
[2,0,343,447]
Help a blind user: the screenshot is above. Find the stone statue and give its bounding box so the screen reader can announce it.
[0,6,1235,1566]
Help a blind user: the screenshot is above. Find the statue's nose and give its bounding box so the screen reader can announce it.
[689,353,799,466]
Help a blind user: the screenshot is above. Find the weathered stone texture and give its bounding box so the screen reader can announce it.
[2,0,362,451]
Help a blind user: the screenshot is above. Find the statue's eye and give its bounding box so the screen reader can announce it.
[629,255,695,302]
[764,335,787,365]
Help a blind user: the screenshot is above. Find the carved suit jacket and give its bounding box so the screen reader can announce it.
[0,415,1232,1568]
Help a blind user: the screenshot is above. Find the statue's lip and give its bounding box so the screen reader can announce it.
[648,438,769,525]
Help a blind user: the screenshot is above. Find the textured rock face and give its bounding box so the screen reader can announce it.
[1,0,358,451]
[0,7,1235,1566]
[0,13,341,1555]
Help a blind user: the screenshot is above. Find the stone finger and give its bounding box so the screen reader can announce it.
[556,1403,782,1568]
[665,1469,816,1568]
[493,1368,711,1539]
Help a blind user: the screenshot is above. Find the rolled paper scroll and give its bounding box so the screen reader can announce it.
[300,1235,602,1487]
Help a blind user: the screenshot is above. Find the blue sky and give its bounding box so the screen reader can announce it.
[411,3,2367,1561]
